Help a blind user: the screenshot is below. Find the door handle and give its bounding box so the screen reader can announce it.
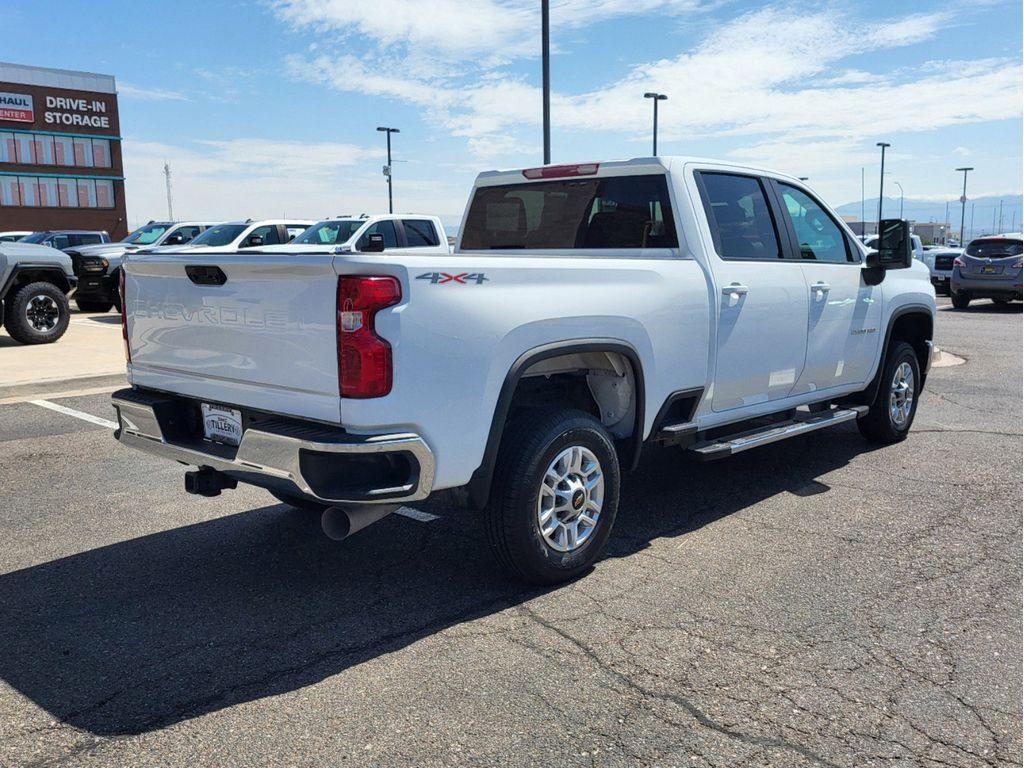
[811,282,831,294]
[722,283,749,296]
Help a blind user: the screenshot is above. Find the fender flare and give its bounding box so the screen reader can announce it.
[855,303,934,405]
[0,264,74,302]
[466,339,646,508]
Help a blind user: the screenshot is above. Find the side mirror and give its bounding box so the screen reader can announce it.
[361,233,385,253]
[875,219,913,269]
[246,234,264,248]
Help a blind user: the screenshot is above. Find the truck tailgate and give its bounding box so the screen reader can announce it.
[124,250,341,423]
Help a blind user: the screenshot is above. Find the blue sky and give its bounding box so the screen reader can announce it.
[3,0,1021,229]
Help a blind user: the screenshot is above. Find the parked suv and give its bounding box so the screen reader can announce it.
[0,240,76,344]
[20,230,110,250]
[950,234,1023,308]
[921,246,963,295]
[68,221,216,312]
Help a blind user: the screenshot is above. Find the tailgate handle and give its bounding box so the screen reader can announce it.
[185,265,227,286]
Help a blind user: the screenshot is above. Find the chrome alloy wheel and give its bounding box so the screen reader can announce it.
[889,361,915,428]
[537,445,604,553]
[25,294,60,331]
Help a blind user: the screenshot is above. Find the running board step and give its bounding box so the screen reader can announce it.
[690,406,868,460]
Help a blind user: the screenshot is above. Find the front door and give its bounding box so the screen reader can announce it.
[696,171,809,412]
[772,181,882,393]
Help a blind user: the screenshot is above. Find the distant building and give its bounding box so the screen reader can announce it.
[0,62,127,238]
[842,216,952,245]
[842,217,876,237]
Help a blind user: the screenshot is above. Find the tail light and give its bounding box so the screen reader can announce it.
[522,163,600,179]
[337,276,401,398]
[953,257,965,268]
[118,269,130,362]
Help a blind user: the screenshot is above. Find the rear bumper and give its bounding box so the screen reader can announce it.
[111,387,435,505]
[952,271,1023,298]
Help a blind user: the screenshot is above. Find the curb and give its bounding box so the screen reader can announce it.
[0,372,126,401]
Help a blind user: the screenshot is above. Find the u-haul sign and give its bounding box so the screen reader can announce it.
[0,92,34,123]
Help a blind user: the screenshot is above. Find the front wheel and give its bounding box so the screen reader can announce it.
[485,408,620,584]
[951,291,971,309]
[2,282,70,344]
[858,341,920,444]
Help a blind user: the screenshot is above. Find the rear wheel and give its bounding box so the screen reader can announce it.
[858,341,920,444]
[2,282,70,344]
[268,489,331,512]
[75,298,114,313]
[951,291,971,309]
[485,408,620,584]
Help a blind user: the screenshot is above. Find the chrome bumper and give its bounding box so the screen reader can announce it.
[111,388,434,505]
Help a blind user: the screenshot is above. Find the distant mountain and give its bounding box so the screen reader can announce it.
[835,195,1023,234]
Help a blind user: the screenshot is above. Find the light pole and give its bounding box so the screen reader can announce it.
[377,127,399,213]
[542,0,550,164]
[876,142,890,232]
[894,181,904,219]
[955,166,973,246]
[643,92,667,155]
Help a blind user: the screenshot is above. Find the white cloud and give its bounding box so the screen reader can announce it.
[118,83,188,101]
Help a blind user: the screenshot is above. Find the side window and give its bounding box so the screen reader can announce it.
[50,234,71,250]
[246,225,279,246]
[358,220,399,249]
[285,225,308,242]
[402,219,439,247]
[698,173,782,260]
[76,234,102,245]
[777,184,851,263]
[176,226,202,242]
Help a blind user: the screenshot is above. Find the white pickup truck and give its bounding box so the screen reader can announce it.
[112,157,936,584]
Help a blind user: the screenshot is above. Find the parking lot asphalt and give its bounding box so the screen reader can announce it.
[0,297,1020,768]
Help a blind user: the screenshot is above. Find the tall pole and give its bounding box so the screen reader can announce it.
[377,127,399,213]
[861,167,865,235]
[643,92,667,155]
[955,167,973,246]
[969,203,975,243]
[876,142,890,232]
[541,0,551,165]
[998,199,1004,232]
[163,162,174,220]
[944,201,949,244]
[895,181,904,218]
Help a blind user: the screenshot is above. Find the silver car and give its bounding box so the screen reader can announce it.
[950,235,1023,309]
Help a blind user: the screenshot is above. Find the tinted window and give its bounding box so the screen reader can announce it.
[358,220,399,249]
[403,219,439,247]
[49,235,71,250]
[461,174,678,250]
[699,173,781,260]
[778,184,851,263]
[72,233,103,246]
[966,239,1022,258]
[246,225,280,246]
[174,226,203,242]
[293,220,365,245]
[285,225,308,241]
[123,224,170,245]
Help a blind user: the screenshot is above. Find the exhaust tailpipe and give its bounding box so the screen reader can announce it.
[321,504,400,541]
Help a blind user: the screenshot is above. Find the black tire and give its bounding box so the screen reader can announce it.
[111,269,123,313]
[2,281,70,344]
[951,291,971,309]
[268,489,331,512]
[75,297,114,313]
[858,341,921,444]
[485,408,620,584]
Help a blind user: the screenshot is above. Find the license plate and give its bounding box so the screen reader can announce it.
[201,403,242,446]
[982,265,996,273]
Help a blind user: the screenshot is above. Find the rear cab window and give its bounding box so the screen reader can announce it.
[403,220,439,247]
[696,172,781,260]
[460,174,677,250]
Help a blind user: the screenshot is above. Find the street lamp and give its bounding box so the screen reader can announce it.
[643,92,667,155]
[376,127,400,213]
[542,0,550,164]
[894,181,904,219]
[876,142,890,231]
[955,167,973,246]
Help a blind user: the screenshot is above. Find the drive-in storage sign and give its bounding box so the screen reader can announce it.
[0,91,34,122]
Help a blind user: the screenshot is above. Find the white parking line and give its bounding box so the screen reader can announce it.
[394,506,440,522]
[29,399,118,429]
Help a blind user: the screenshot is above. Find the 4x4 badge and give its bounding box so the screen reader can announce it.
[416,272,488,285]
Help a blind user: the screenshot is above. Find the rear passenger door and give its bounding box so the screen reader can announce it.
[357,220,399,250]
[401,219,440,249]
[771,181,881,393]
[695,171,808,412]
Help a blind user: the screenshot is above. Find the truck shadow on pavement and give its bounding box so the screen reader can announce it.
[0,426,875,736]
